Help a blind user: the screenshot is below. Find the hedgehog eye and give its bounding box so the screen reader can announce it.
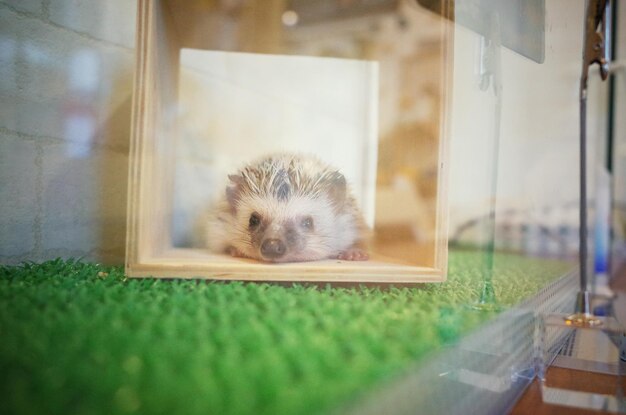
[249,212,261,229]
[300,216,314,231]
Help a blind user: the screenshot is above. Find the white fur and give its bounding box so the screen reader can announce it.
[205,153,365,262]
[207,194,359,262]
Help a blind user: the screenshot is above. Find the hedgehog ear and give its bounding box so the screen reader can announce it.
[228,174,245,185]
[226,174,243,213]
[326,172,347,210]
[225,186,239,214]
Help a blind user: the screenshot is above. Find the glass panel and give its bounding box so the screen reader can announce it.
[448,0,584,303]
[0,1,135,264]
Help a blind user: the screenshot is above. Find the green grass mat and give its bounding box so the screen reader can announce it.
[0,252,571,415]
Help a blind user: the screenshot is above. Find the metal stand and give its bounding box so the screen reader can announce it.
[566,0,612,327]
[539,2,626,412]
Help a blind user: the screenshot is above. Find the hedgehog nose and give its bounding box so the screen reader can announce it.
[261,238,286,259]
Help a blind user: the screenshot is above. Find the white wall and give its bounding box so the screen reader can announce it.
[612,2,626,246]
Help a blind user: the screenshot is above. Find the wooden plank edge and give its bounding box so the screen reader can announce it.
[126,261,445,282]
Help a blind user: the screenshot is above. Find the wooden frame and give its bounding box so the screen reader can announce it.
[126,0,454,283]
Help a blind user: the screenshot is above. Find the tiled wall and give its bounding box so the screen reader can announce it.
[0,0,136,264]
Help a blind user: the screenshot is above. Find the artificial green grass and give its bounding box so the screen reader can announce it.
[0,252,571,415]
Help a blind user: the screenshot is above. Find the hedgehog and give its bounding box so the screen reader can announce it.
[206,153,370,263]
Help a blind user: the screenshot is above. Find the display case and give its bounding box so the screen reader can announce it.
[126,0,453,282]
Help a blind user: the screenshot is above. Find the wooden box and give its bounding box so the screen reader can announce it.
[126,0,452,283]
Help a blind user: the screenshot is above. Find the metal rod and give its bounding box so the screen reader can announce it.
[567,0,611,325]
[579,87,589,312]
[607,0,617,173]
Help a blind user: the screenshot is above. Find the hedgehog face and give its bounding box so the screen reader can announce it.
[231,194,355,263]
[214,154,362,263]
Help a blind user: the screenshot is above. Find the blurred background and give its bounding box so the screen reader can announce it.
[1,0,625,274]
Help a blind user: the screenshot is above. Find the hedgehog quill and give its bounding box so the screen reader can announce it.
[207,153,370,263]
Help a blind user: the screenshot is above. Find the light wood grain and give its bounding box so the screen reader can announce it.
[126,0,453,283]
